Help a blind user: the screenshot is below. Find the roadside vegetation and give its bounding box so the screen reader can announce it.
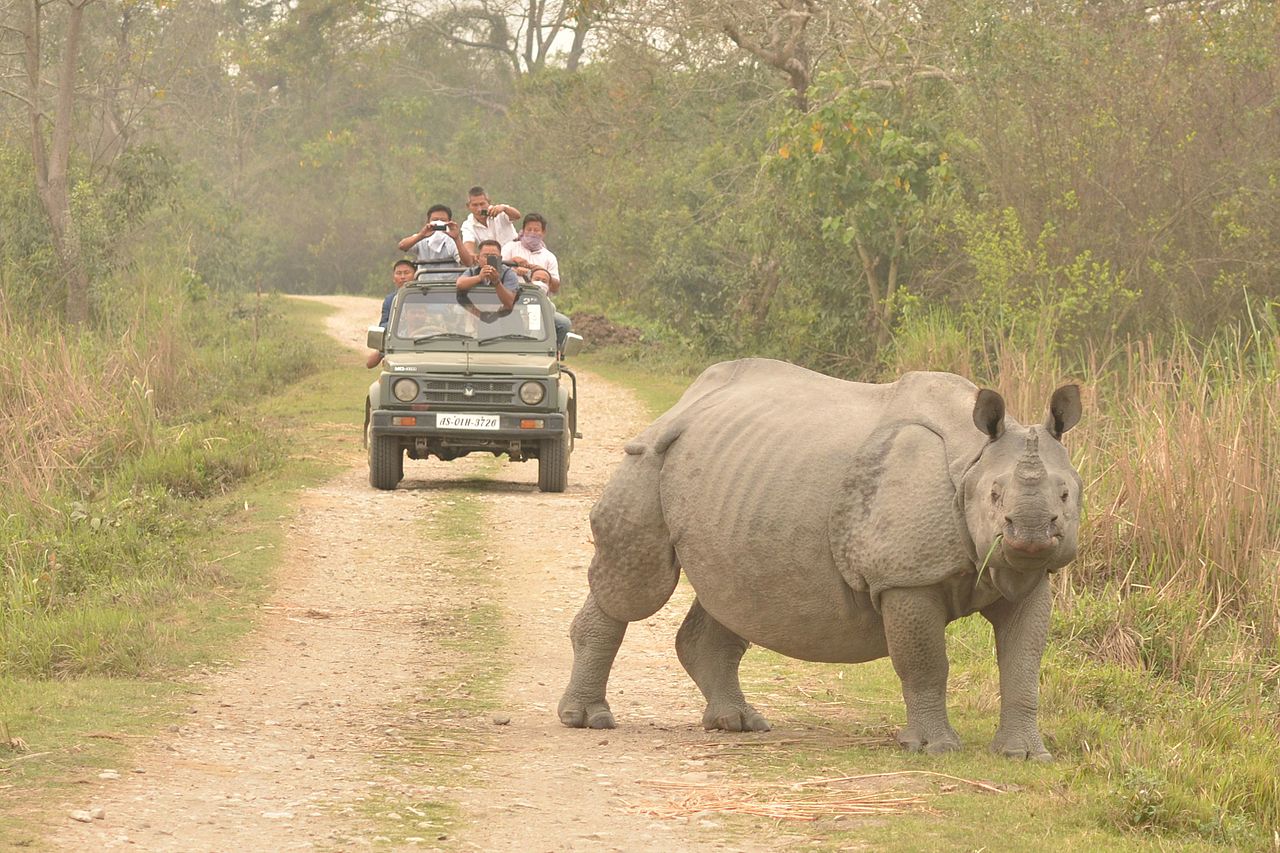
[0,284,336,837]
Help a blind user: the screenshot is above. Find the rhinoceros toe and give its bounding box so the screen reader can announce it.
[702,704,771,733]
[558,700,616,730]
[896,724,961,754]
[991,730,1052,761]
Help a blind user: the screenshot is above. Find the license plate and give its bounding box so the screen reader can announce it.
[437,413,500,430]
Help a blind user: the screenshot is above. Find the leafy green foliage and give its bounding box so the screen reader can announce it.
[954,206,1140,349]
[768,75,958,350]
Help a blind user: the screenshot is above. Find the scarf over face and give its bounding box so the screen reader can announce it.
[518,231,545,253]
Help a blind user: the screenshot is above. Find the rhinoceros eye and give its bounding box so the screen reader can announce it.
[990,485,1001,504]
[1060,489,1070,502]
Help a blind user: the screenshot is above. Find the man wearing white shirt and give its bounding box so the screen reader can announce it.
[501,213,560,293]
[397,204,469,264]
[460,186,520,257]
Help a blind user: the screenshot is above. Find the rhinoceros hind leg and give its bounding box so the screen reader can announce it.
[558,591,626,730]
[676,598,771,733]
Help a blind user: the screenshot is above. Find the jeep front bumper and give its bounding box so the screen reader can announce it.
[369,409,567,440]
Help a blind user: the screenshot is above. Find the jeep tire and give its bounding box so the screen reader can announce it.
[369,433,403,490]
[537,429,570,493]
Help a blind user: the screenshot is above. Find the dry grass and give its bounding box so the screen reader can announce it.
[1065,329,1280,681]
[634,770,1012,821]
[636,779,928,821]
[0,288,188,508]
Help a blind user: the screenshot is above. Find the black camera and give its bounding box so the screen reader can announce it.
[430,221,449,231]
[484,253,501,270]
[478,208,490,217]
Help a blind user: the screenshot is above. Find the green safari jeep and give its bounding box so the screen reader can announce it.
[364,264,582,492]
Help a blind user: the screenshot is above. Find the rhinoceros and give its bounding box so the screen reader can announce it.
[558,358,1082,759]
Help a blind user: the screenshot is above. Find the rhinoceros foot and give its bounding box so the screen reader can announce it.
[702,703,771,733]
[990,729,1053,761]
[558,699,616,730]
[895,724,961,754]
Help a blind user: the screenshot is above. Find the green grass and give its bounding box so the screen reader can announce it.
[730,619,1269,851]
[333,792,458,848]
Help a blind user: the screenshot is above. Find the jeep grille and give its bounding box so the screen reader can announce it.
[423,379,514,406]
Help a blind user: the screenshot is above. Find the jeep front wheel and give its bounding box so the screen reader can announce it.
[369,433,403,490]
[537,429,570,493]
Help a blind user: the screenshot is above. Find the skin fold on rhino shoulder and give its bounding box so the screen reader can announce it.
[830,419,978,611]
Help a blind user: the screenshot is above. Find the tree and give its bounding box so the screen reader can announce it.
[770,73,957,348]
[393,0,613,92]
[1,0,99,324]
[617,0,955,110]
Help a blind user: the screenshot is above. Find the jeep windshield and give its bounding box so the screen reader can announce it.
[390,288,551,347]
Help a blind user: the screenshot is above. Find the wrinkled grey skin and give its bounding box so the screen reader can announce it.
[558,359,1083,760]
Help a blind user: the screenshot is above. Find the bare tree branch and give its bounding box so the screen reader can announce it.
[0,83,38,110]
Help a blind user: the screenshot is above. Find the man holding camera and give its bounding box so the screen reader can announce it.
[457,238,521,310]
[398,203,471,264]
[461,186,521,258]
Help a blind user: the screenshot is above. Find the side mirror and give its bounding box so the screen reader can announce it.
[561,332,584,358]
[367,325,386,350]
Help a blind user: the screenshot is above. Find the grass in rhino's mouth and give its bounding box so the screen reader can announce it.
[976,533,1004,587]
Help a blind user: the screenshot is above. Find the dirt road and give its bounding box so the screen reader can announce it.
[48,296,781,851]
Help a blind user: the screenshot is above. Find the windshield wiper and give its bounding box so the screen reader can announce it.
[412,332,475,344]
[478,333,542,346]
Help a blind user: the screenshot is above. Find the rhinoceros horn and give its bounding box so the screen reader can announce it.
[1014,430,1047,485]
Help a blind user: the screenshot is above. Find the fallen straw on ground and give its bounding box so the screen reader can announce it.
[635,778,931,821]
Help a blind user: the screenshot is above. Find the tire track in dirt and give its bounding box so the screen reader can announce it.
[46,295,779,852]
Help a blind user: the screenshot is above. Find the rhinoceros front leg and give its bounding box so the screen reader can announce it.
[675,598,771,732]
[881,586,960,753]
[558,592,627,729]
[981,576,1053,761]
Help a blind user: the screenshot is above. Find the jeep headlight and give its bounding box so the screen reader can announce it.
[392,378,419,402]
[518,381,545,405]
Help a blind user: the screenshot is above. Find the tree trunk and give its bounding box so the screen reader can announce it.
[566,18,589,72]
[855,239,888,346]
[22,0,95,325]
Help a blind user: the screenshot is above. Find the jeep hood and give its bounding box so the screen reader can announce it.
[384,350,558,376]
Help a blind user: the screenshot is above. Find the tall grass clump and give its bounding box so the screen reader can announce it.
[0,253,321,678]
[886,301,1280,843]
[1080,319,1280,677]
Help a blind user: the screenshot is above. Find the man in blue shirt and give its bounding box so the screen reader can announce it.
[380,259,417,327]
[367,259,418,369]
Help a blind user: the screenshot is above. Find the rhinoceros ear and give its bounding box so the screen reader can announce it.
[1044,384,1082,440]
[972,389,1006,440]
